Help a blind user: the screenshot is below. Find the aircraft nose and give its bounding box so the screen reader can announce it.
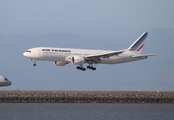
[23,52,29,57]
[23,52,26,56]
[6,81,12,86]
[6,78,12,86]
[9,81,12,85]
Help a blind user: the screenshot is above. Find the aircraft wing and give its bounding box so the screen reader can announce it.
[86,50,125,59]
[132,54,156,58]
[85,50,125,63]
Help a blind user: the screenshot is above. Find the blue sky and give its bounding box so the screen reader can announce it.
[1,0,174,37]
[0,0,174,91]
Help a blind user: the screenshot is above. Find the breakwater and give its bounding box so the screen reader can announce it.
[0,91,174,103]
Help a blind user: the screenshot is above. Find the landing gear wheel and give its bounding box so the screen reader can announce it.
[76,66,86,71]
[92,67,96,70]
[87,65,96,71]
[31,59,37,67]
[76,66,80,69]
[82,68,86,71]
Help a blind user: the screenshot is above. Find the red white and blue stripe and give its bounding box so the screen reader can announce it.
[128,32,148,53]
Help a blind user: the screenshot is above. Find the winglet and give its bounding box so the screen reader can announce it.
[128,32,148,53]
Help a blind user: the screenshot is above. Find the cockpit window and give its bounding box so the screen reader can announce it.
[5,77,8,81]
[26,50,31,52]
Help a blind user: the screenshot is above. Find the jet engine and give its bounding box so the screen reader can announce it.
[71,56,85,65]
[53,61,67,66]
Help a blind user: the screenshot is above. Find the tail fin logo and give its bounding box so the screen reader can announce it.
[128,32,148,53]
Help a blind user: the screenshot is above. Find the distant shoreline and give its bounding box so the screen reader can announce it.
[1,90,174,103]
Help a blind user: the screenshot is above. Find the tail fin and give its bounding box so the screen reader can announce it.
[128,32,148,53]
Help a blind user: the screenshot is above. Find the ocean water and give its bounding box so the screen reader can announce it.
[0,103,174,120]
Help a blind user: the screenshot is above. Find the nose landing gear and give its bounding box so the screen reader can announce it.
[31,59,37,66]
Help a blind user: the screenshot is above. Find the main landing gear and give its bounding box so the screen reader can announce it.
[76,65,96,71]
[76,66,86,71]
[87,65,96,70]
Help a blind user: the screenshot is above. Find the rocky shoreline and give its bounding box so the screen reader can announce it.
[0,91,174,103]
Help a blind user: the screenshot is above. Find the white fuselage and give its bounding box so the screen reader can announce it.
[23,47,146,65]
[23,32,155,71]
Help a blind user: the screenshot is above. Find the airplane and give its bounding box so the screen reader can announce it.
[0,75,12,87]
[23,32,156,71]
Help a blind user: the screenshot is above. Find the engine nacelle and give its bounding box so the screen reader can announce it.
[71,56,85,65]
[53,61,67,66]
